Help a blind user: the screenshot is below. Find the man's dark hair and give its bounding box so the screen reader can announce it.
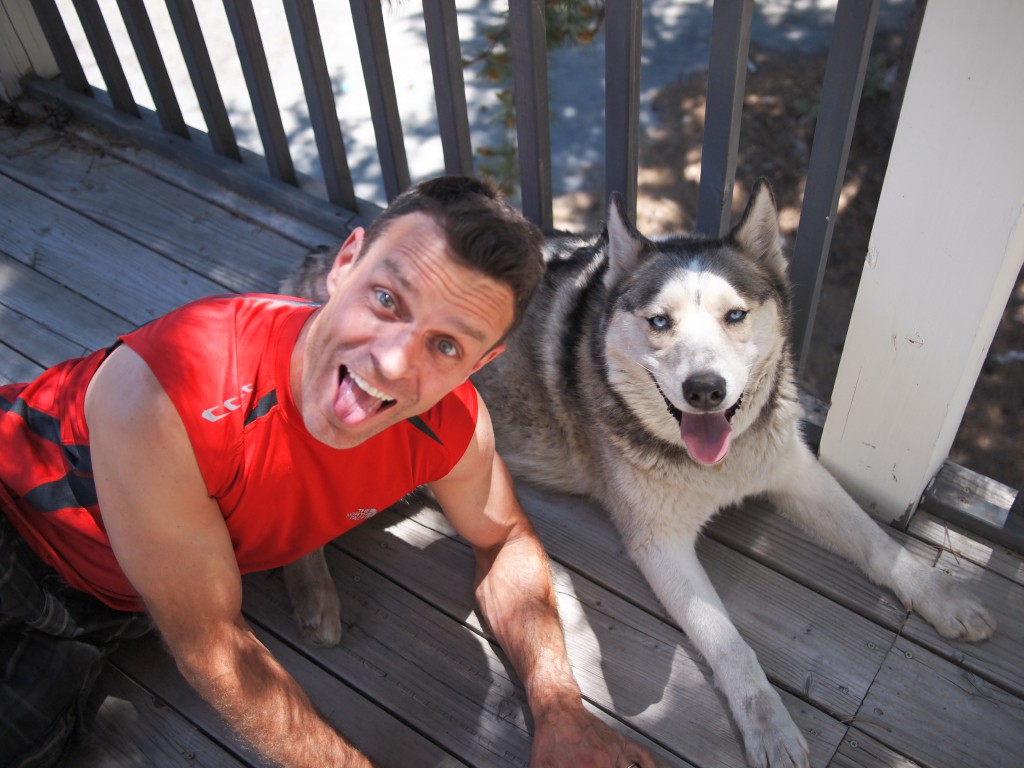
[360,176,544,335]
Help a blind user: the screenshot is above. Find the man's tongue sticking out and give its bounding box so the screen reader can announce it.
[334,369,385,426]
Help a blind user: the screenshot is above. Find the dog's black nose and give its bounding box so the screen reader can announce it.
[683,373,727,411]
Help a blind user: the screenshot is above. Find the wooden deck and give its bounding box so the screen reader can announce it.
[2,104,1023,768]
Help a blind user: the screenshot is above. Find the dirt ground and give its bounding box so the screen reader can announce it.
[552,28,1022,492]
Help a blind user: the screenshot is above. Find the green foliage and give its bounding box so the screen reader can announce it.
[463,1,604,194]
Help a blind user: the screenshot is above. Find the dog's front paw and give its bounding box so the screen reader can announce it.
[283,548,344,646]
[735,688,810,768]
[290,590,343,646]
[913,576,996,643]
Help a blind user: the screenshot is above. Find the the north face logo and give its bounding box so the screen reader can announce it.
[346,508,378,522]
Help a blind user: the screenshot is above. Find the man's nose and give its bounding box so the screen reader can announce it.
[373,326,418,378]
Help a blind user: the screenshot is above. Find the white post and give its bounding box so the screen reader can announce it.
[819,0,1024,524]
[0,0,58,101]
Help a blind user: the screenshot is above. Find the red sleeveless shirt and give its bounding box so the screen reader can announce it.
[0,295,478,610]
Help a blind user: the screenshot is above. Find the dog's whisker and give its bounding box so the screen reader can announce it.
[631,360,656,375]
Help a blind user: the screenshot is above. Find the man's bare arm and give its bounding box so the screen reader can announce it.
[430,398,652,768]
[85,346,372,767]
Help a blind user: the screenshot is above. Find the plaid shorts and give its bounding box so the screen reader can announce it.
[0,506,152,768]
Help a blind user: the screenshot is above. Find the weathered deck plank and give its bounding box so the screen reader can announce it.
[910,508,1024,586]
[706,501,911,629]
[244,528,687,768]
[337,502,849,767]
[902,549,1024,698]
[0,251,131,356]
[855,639,1024,768]
[63,666,244,768]
[0,174,225,325]
[244,555,537,767]
[1,124,311,293]
[828,730,923,768]
[510,486,894,716]
[0,339,42,385]
[0,299,89,368]
[706,500,1024,699]
[1,105,1022,768]
[110,630,463,768]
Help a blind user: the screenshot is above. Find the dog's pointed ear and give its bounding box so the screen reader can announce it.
[604,192,646,289]
[730,178,787,278]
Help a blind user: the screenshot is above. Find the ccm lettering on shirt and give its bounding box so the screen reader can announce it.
[202,383,255,422]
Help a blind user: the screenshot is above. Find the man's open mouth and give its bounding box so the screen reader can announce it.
[345,367,395,406]
[334,366,396,424]
[652,375,741,465]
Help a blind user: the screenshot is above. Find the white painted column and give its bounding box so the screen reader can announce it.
[819,0,1024,523]
[0,0,58,100]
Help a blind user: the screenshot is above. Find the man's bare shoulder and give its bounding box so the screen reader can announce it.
[434,394,497,488]
[429,398,533,550]
[84,344,179,432]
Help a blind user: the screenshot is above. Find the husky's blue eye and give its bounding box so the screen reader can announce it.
[726,309,748,324]
[648,315,670,331]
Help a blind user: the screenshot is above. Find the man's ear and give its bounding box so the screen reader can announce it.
[469,343,506,375]
[326,227,365,297]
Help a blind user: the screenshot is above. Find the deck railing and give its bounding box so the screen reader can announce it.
[8,0,883,377]
[1,0,1020,547]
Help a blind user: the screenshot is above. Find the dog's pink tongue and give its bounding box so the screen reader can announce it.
[679,412,733,465]
[334,372,383,425]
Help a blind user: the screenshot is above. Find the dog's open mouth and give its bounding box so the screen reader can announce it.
[335,365,396,424]
[653,376,741,465]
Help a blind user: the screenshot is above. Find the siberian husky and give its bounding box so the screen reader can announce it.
[280,179,995,768]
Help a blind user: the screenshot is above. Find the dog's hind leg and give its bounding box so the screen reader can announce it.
[283,546,344,646]
[765,442,996,643]
[626,527,810,768]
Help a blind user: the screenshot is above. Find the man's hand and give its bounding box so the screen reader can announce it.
[530,701,654,768]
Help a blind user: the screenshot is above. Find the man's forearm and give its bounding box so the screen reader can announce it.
[474,527,583,716]
[175,624,373,767]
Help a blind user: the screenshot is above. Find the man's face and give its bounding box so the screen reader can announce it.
[295,212,512,449]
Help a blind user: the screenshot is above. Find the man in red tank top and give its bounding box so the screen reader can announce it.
[0,177,653,768]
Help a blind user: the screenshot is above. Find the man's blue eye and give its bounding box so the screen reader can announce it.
[438,339,458,357]
[726,309,748,324]
[376,289,395,309]
[648,315,670,331]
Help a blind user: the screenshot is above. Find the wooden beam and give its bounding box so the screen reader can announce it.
[349,0,410,201]
[163,0,241,159]
[508,0,552,231]
[115,0,188,137]
[69,0,140,115]
[820,0,1024,523]
[789,0,880,375]
[283,0,357,209]
[23,0,88,94]
[695,0,753,237]
[222,0,297,184]
[423,0,473,176]
[604,0,642,221]
[0,0,60,99]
